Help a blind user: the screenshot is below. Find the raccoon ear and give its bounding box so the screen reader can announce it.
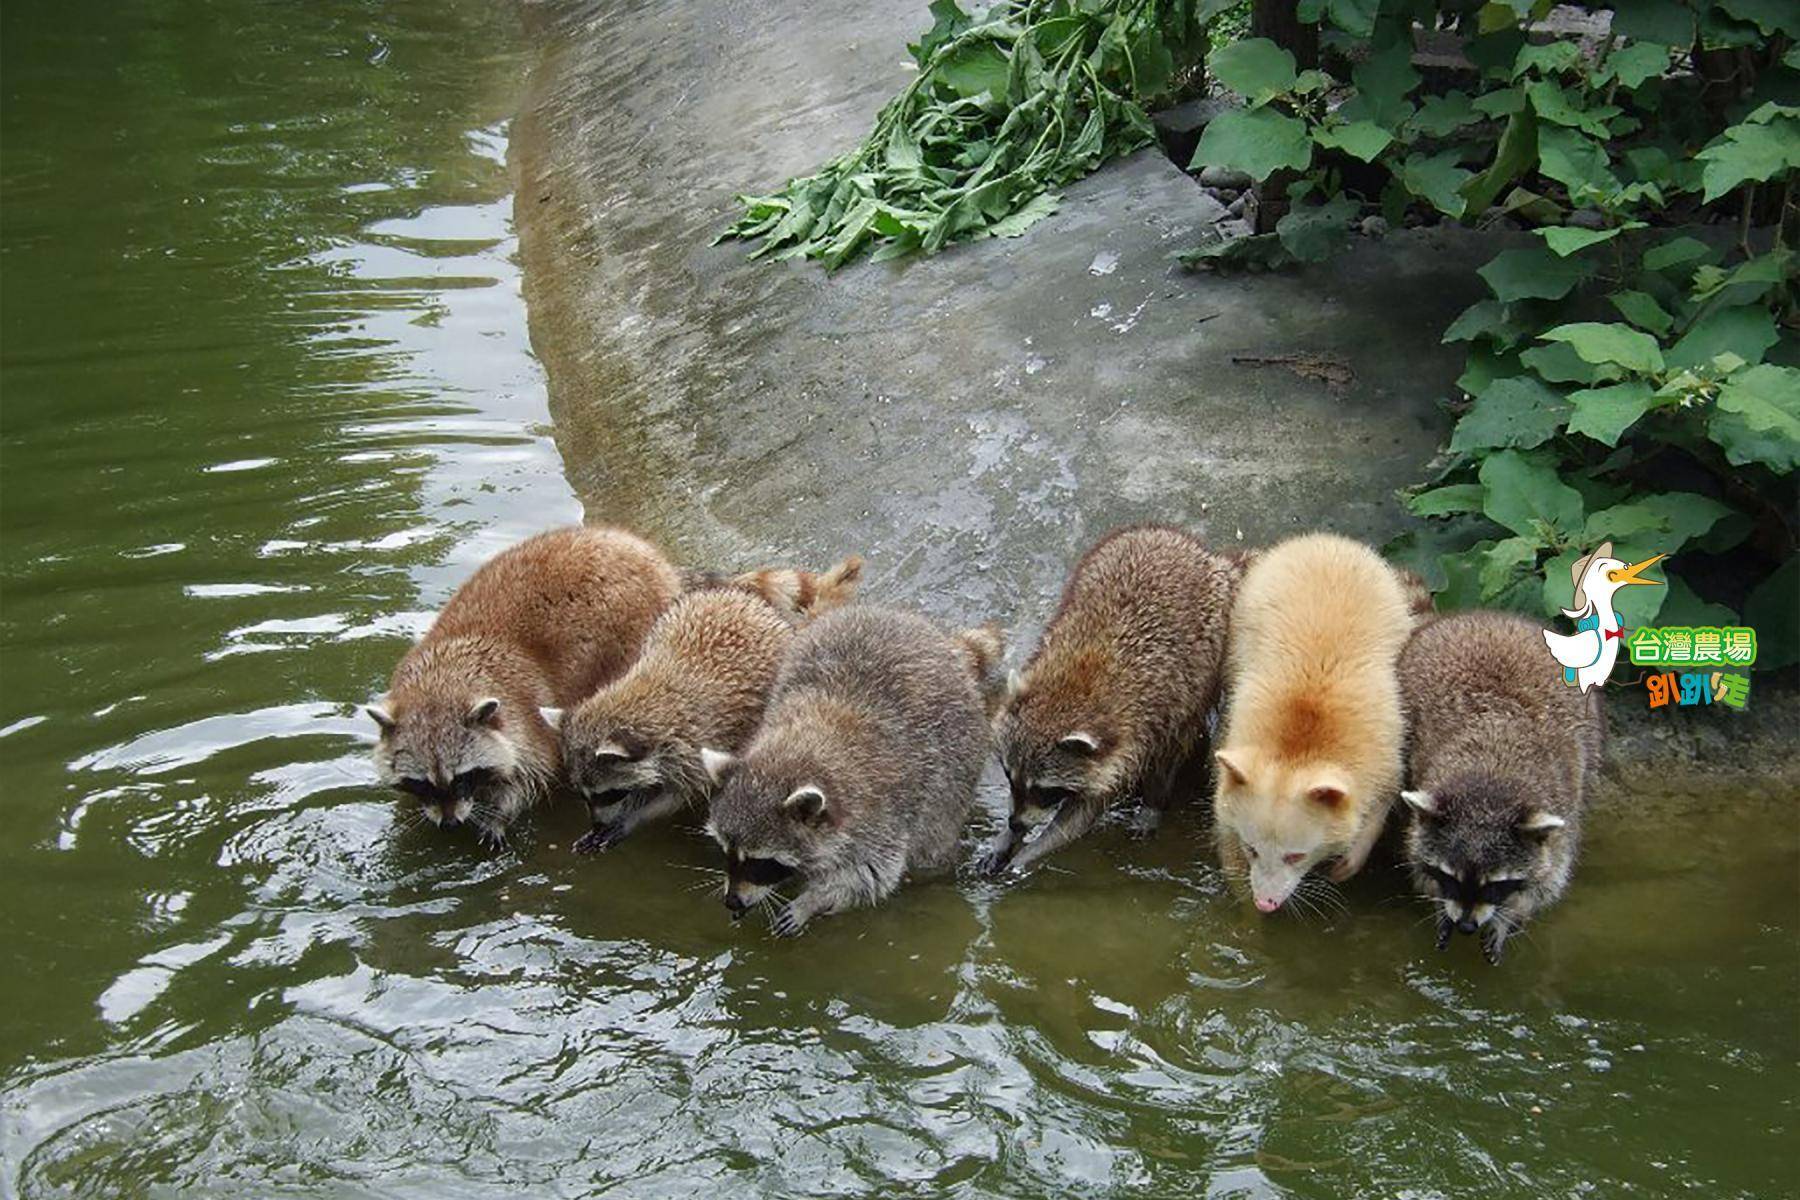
[595,740,636,763]
[1517,810,1566,837]
[466,698,501,728]
[1214,750,1249,788]
[1057,731,1102,757]
[365,705,396,735]
[700,748,737,783]
[538,706,563,729]
[782,785,830,825]
[1400,789,1438,817]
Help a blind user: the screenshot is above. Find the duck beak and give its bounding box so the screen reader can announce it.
[1607,554,1666,587]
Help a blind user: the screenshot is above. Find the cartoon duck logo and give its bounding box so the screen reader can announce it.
[1542,541,1666,692]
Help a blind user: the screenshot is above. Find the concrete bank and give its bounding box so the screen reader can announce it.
[511,0,1797,795]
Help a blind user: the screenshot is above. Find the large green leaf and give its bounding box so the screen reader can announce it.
[1611,0,1695,45]
[1460,104,1539,213]
[1312,120,1393,162]
[1409,92,1480,136]
[1666,305,1779,372]
[1526,79,1616,138]
[1450,375,1571,451]
[1275,194,1358,262]
[1190,106,1312,179]
[1536,126,1619,198]
[1208,38,1298,107]
[1744,555,1800,669]
[1400,150,1474,218]
[1709,364,1800,473]
[1478,245,1590,301]
[1566,381,1657,446]
[1536,225,1626,256]
[1642,236,1713,273]
[1718,0,1800,37]
[1350,42,1421,129]
[1480,449,1584,539]
[1608,290,1674,336]
[1540,322,1666,374]
[1444,299,1532,348]
[1406,483,1487,517]
[1601,42,1672,89]
[1586,492,1734,550]
[1522,340,1613,384]
[1298,0,1380,37]
[1695,112,1800,201]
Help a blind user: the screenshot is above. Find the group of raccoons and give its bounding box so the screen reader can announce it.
[368,524,1604,963]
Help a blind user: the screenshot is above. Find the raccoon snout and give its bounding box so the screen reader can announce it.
[1455,916,1478,935]
[724,892,750,917]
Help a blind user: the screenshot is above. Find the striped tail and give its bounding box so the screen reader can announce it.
[953,623,1007,717]
[732,554,864,618]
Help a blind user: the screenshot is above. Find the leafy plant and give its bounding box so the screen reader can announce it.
[1183,2,1800,666]
[716,0,1216,266]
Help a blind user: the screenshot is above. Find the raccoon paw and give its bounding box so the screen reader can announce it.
[1126,808,1162,841]
[771,904,809,938]
[977,847,1015,879]
[573,823,624,855]
[1482,932,1507,966]
[1435,915,1453,952]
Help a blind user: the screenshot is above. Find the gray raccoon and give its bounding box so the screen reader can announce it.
[985,525,1240,876]
[555,588,800,853]
[368,526,682,843]
[1398,610,1605,964]
[703,606,1001,936]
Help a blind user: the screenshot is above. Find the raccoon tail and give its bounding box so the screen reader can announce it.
[1392,566,1437,628]
[733,554,864,619]
[953,623,1007,716]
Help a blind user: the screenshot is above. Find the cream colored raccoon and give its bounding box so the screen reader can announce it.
[556,556,862,851]
[368,526,682,842]
[1213,532,1414,912]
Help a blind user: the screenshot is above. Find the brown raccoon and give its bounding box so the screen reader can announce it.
[704,606,1001,936]
[555,558,862,852]
[986,525,1241,876]
[368,526,681,842]
[1398,610,1604,964]
[679,555,863,620]
[1213,532,1414,912]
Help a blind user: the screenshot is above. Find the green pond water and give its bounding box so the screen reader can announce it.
[2,3,1796,1197]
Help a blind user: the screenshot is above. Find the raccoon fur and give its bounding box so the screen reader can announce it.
[368,526,682,842]
[1399,610,1604,964]
[554,557,861,852]
[679,554,862,620]
[703,606,1000,936]
[986,525,1240,876]
[1213,532,1416,912]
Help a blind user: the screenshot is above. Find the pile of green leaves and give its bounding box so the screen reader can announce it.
[716,0,1212,267]
[1183,1,1799,665]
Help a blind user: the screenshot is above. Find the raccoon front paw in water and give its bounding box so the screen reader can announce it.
[573,823,624,854]
[1482,928,1508,966]
[1435,914,1454,951]
[1125,806,1162,841]
[771,903,809,938]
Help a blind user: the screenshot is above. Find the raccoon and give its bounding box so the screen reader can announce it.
[1398,610,1604,964]
[368,526,681,842]
[985,526,1240,876]
[1213,532,1416,912]
[555,556,862,852]
[679,554,863,620]
[703,606,1001,936]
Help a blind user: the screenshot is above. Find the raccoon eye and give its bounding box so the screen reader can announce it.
[393,777,434,799]
[1282,852,1306,866]
[453,767,496,795]
[1032,786,1073,807]
[1480,879,1526,902]
[1424,866,1459,891]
